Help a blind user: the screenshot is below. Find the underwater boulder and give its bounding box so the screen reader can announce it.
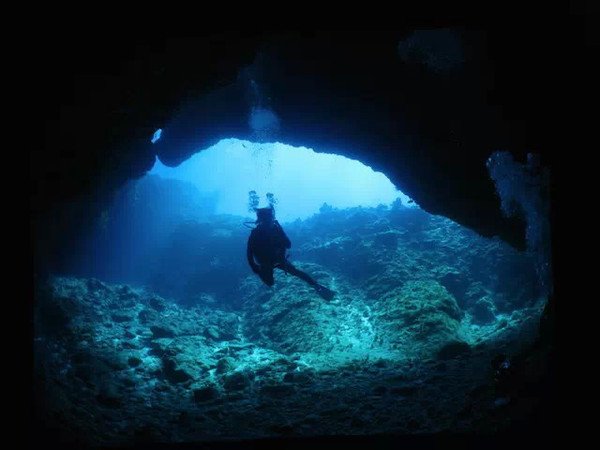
[463,282,488,309]
[148,296,168,312]
[151,335,212,382]
[86,278,109,293]
[204,326,221,341]
[439,272,470,308]
[215,314,242,341]
[470,296,497,324]
[222,369,255,392]
[362,269,407,303]
[374,280,467,358]
[216,357,235,374]
[138,308,159,324]
[242,282,333,355]
[162,357,194,384]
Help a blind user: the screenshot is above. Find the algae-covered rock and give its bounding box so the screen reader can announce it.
[463,282,488,309]
[216,357,235,374]
[33,198,548,442]
[242,273,331,354]
[471,296,497,324]
[162,357,194,384]
[222,369,255,392]
[204,326,221,341]
[148,296,168,312]
[86,278,109,293]
[374,280,467,358]
[138,308,159,324]
[117,285,140,306]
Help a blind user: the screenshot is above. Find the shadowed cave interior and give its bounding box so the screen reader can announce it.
[30,26,564,449]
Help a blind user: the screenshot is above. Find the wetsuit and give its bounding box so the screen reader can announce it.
[247,221,322,288]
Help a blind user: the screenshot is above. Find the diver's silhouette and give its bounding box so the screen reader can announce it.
[246,206,335,301]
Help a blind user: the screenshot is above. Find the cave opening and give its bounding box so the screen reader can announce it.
[33,133,549,444]
[31,28,556,444]
[147,138,417,223]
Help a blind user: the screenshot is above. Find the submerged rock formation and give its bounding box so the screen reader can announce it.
[33,203,549,446]
[30,24,564,448]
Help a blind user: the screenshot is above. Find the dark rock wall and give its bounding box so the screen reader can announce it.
[33,25,572,281]
[28,13,582,445]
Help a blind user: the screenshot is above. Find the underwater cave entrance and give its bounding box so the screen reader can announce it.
[93,136,548,348]
[146,138,417,224]
[34,138,551,445]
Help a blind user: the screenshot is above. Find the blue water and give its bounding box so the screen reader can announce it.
[33,144,550,445]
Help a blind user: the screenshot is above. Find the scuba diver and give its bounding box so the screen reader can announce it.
[246,193,335,301]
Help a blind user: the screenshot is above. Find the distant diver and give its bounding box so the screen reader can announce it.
[246,192,336,301]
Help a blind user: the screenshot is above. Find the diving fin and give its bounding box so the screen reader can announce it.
[315,284,336,301]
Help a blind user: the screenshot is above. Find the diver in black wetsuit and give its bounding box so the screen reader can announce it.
[246,206,335,301]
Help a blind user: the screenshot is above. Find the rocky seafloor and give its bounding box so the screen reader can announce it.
[32,205,553,446]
